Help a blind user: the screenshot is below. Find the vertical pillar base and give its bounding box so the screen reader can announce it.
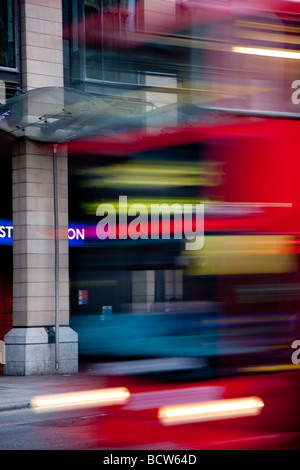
[3,327,78,376]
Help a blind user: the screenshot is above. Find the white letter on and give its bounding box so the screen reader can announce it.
[68,228,76,239]
[76,228,85,240]
[6,226,13,238]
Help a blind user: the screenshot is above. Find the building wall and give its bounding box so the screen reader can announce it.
[20,0,64,90]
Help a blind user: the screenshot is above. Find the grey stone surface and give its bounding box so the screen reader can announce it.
[4,327,78,376]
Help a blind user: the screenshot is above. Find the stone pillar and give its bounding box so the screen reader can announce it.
[4,0,78,375]
[20,0,64,91]
[4,141,77,375]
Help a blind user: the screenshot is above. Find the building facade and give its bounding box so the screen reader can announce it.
[0,0,184,375]
[0,0,298,374]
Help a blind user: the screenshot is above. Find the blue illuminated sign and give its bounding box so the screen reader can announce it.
[68,223,87,246]
[0,220,87,246]
[0,221,13,245]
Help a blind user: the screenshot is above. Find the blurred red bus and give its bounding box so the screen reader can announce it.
[63,0,300,450]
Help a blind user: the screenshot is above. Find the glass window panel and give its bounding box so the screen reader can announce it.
[85,0,138,83]
[0,0,15,69]
[71,0,82,81]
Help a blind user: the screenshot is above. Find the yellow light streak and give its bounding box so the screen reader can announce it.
[31,387,130,412]
[80,161,223,189]
[232,46,300,60]
[239,364,300,373]
[183,235,296,276]
[235,20,300,34]
[234,29,300,46]
[158,396,264,425]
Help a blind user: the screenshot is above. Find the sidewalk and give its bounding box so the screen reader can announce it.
[0,363,107,412]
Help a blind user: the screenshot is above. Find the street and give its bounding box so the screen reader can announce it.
[0,407,107,450]
[0,405,187,451]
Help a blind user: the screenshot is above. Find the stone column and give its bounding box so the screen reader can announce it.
[4,141,77,375]
[20,0,64,91]
[4,0,78,375]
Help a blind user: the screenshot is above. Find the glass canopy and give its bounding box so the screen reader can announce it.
[0,86,207,144]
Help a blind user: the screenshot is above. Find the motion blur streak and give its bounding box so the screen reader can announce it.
[232,46,300,60]
[158,396,264,426]
[30,387,130,412]
[239,364,300,373]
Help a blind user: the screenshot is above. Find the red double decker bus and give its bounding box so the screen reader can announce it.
[64,0,300,449]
